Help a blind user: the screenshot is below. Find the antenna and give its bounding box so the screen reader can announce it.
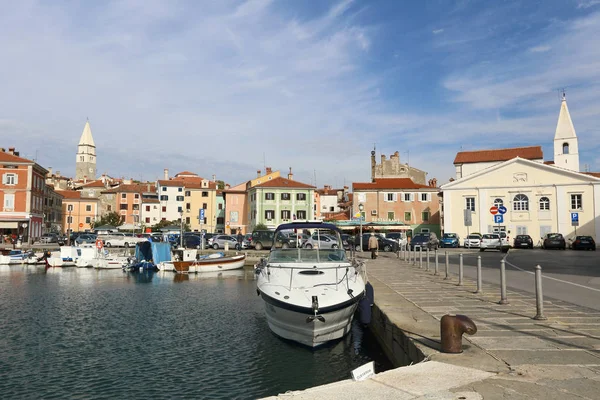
[263,152,266,172]
[403,149,410,167]
[314,169,317,188]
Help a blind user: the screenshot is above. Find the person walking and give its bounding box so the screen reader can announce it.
[237,231,244,249]
[368,232,378,260]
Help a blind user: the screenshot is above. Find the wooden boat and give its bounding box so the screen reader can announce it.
[173,254,246,273]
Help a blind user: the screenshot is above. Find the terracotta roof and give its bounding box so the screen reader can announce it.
[56,190,82,200]
[175,171,199,177]
[79,180,106,188]
[322,211,350,221]
[158,178,216,189]
[0,150,32,164]
[253,177,315,189]
[353,178,432,190]
[584,172,600,178]
[317,188,342,196]
[103,183,156,193]
[454,146,543,164]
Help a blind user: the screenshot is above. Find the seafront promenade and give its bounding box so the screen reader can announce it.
[264,251,600,399]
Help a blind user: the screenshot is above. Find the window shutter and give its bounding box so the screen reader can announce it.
[1,174,5,184]
[15,174,18,184]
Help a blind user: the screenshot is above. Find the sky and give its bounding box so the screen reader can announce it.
[2,0,600,188]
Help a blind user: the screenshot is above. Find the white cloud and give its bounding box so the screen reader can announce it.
[577,0,600,9]
[432,29,444,34]
[529,45,551,53]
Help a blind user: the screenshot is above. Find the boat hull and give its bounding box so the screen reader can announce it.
[259,290,362,347]
[172,255,246,273]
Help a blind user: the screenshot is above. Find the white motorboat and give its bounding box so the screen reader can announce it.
[0,249,41,265]
[255,222,367,348]
[46,246,79,267]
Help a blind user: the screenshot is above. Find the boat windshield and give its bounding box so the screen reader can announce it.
[269,227,347,263]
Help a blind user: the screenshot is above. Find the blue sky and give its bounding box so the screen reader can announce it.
[2,0,600,188]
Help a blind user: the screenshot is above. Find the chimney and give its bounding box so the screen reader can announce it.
[257,169,261,178]
[266,167,272,175]
[225,184,231,189]
[8,147,15,155]
[48,167,53,176]
[147,183,151,192]
[164,169,169,180]
[394,151,399,157]
[431,178,438,187]
[287,167,293,180]
[0,148,4,152]
[56,171,61,177]
[381,154,386,163]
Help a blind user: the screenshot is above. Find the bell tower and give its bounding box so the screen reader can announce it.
[75,119,97,180]
[553,93,579,172]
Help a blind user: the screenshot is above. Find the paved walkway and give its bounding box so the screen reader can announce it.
[264,252,600,399]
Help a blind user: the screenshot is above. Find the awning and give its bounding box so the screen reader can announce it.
[0,221,20,229]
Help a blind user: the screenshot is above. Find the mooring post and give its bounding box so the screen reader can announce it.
[475,255,482,293]
[434,249,439,275]
[458,253,464,286]
[444,251,449,280]
[533,265,547,320]
[426,247,430,271]
[499,259,508,304]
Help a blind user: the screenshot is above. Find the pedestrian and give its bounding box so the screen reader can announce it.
[237,230,244,248]
[368,232,378,260]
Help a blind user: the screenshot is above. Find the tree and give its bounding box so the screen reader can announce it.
[150,219,190,232]
[90,212,124,229]
[253,223,268,232]
[215,180,226,190]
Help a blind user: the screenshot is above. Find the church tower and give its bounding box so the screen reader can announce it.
[553,93,579,172]
[75,120,97,180]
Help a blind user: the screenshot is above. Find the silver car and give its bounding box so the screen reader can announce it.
[464,234,482,248]
[302,234,340,250]
[208,235,241,250]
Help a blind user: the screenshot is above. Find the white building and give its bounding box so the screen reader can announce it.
[441,94,600,242]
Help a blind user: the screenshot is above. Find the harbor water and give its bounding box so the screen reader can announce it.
[0,266,392,399]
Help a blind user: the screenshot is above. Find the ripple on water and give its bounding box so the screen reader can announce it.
[0,268,392,399]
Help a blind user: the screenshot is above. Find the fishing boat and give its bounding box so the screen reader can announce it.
[172,253,246,273]
[254,222,367,348]
[124,241,171,272]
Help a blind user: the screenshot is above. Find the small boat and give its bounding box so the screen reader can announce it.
[255,222,367,348]
[124,241,171,272]
[159,250,224,271]
[172,253,246,273]
[0,249,41,265]
[46,246,79,267]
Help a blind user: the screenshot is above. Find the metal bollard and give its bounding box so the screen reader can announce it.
[475,255,482,293]
[499,259,508,304]
[444,251,449,280]
[419,246,423,269]
[426,248,430,271]
[412,246,416,265]
[458,253,463,286]
[434,249,439,275]
[533,265,547,320]
[440,314,478,353]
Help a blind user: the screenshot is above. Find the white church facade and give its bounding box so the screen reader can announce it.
[441,95,600,242]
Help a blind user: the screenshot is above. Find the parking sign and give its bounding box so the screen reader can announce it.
[494,214,504,224]
[571,212,579,227]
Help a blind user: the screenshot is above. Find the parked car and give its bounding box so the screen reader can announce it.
[242,233,252,249]
[183,234,203,249]
[101,232,147,248]
[542,233,566,250]
[251,230,275,250]
[569,236,596,250]
[74,234,97,245]
[350,233,399,252]
[464,234,482,248]
[208,235,241,250]
[410,232,439,250]
[385,232,408,248]
[302,234,340,249]
[480,233,509,252]
[340,234,352,250]
[513,234,533,249]
[279,232,309,249]
[440,233,460,248]
[39,233,59,244]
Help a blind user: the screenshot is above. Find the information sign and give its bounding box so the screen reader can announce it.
[571,212,579,227]
[498,205,507,214]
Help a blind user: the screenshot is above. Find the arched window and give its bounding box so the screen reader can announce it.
[493,198,503,208]
[562,142,569,154]
[513,194,529,211]
[539,197,550,211]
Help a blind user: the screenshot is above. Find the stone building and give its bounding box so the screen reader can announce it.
[75,120,97,181]
[371,150,427,185]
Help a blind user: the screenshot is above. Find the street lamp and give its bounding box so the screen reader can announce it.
[358,203,364,252]
[179,210,185,249]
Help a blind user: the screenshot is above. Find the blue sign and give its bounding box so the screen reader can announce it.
[199,208,205,220]
[352,217,365,222]
[571,212,579,222]
[494,214,504,224]
[498,205,507,215]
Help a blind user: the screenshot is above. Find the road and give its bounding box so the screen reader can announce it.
[411,247,600,311]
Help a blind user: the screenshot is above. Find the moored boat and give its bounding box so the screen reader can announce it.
[172,253,246,273]
[124,241,171,272]
[254,222,367,348]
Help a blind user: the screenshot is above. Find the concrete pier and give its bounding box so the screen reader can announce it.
[262,252,600,399]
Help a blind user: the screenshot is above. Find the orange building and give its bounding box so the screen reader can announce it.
[101,183,156,228]
[0,147,48,243]
[57,190,99,234]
